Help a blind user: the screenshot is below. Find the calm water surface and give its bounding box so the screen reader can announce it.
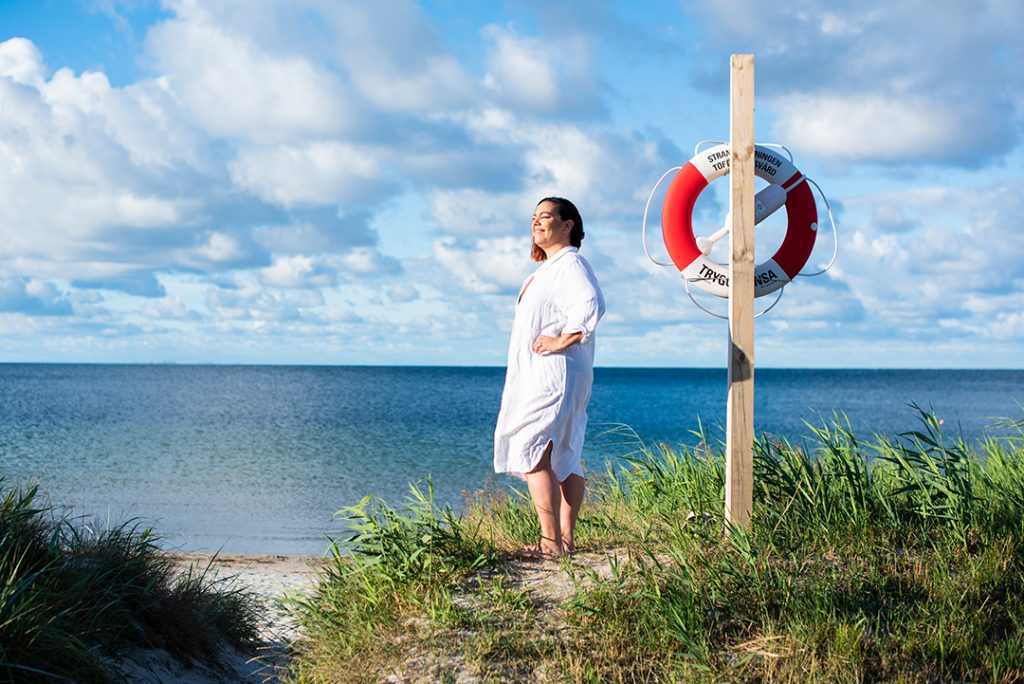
[1,365,1021,554]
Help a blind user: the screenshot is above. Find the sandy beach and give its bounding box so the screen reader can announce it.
[111,552,328,683]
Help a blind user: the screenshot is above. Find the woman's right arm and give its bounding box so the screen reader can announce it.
[559,261,604,344]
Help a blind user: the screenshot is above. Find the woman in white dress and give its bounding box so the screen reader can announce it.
[494,197,605,559]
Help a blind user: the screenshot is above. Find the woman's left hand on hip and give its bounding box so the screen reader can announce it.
[532,332,582,354]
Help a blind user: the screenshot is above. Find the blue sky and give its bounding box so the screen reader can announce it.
[1,0,1022,368]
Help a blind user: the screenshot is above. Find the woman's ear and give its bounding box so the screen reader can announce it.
[563,219,574,232]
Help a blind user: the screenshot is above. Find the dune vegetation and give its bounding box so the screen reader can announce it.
[0,482,263,682]
[287,408,1024,683]
[5,406,1023,682]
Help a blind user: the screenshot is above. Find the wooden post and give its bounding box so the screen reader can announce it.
[726,54,755,529]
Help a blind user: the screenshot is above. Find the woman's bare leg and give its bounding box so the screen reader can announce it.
[559,474,585,552]
[523,443,563,557]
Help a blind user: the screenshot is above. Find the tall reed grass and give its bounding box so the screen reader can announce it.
[0,480,262,682]
[290,408,1024,682]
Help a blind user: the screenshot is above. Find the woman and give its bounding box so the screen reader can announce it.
[494,197,605,559]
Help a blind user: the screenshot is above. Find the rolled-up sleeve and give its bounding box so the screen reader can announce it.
[559,259,605,344]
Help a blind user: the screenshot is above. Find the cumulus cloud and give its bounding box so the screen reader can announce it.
[772,94,980,164]
[259,255,335,288]
[205,280,324,322]
[483,27,560,112]
[688,0,1023,166]
[0,37,47,86]
[317,0,475,112]
[433,236,533,295]
[0,38,222,291]
[0,278,72,315]
[140,295,201,321]
[228,142,393,208]
[387,283,420,303]
[443,110,681,232]
[145,8,356,143]
[481,24,603,118]
[817,181,1024,351]
[335,247,402,276]
[2,0,1021,369]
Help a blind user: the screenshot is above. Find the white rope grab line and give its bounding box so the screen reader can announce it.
[641,165,682,267]
[682,275,785,320]
[798,176,838,277]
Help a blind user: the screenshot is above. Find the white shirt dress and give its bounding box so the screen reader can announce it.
[494,246,605,482]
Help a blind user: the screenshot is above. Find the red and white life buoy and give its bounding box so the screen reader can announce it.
[661,143,818,298]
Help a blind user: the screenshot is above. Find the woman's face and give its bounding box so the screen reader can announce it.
[532,200,572,250]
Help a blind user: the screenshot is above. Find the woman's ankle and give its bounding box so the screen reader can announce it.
[539,535,563,552]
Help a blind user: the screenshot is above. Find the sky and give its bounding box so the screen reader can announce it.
[0,0,1022,368]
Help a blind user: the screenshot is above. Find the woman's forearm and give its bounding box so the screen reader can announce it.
[532,332,583,354]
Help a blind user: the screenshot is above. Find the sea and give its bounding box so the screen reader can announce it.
[2,364,1022,555]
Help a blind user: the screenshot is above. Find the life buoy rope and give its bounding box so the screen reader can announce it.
[661,142,819,298]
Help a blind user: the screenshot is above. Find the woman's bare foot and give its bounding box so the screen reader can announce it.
[517,540,564,560]
[561,537,576,554]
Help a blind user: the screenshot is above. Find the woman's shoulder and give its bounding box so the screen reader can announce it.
[554,251,600,289]
[548,247,585,267]
[561,250,596,273]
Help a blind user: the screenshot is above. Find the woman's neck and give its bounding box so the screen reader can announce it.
[542,242,571,259]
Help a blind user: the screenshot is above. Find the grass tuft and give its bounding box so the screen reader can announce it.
[286,480,499,682]
[0,480,263,682]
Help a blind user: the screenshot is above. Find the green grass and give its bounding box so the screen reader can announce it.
[285,480,499,681]
[288,407,1024,682]
[0,481,263,682]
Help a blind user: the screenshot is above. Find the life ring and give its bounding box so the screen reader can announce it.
[661,143,818,298]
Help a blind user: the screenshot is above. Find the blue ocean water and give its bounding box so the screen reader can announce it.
[1,364,1021,555]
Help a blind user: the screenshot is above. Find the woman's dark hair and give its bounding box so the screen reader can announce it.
[532,196,585,262]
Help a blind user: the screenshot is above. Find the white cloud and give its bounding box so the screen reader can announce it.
[433,236,533,294]
[774,94,967,163]
[814,181,1024,348]
[0,38,214,286]
[387,283,420,303]
[145,12,354,143]
[690,0,1023,166]
[229,141,390,208]
[196,232,246,264]
[2,1,1022,369]
[426,187,523,236]
[205,279,324,322]
[0,277,72,315]
[481,23,601,117]
[335,247,401,275]
[0,38,47,86]
[252,222,331,254]
[456,110,674,228]
[139,295,199,320]
[482,27,559,112]
[260,254,335,288]
[317,0,474,112]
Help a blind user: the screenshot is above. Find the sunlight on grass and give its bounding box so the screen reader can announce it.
[287,406,1024,682]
